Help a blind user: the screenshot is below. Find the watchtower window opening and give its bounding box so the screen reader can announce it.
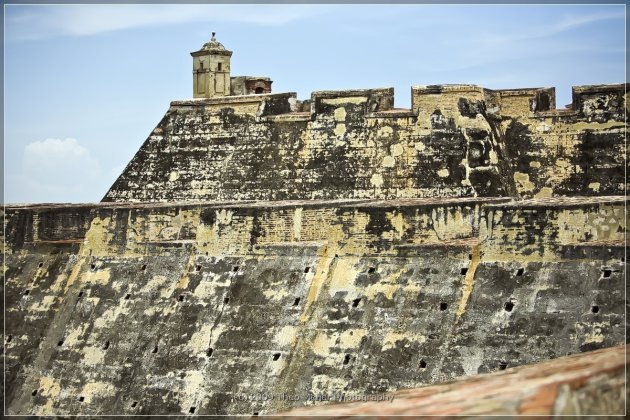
[255,87,264,94]
[199,62,204,70]
[218,62,222,71]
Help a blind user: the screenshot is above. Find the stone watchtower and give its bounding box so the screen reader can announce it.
[191,32,232,98]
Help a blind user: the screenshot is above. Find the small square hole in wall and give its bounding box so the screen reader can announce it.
[38,262,44,268]
[131,401,138,408]
[223,297,230,304]
[189,407,196,414]
[233,266,239,272]
[91,263,96,271]
[23,290,30,296]
[516,268,524,276]
[292,297,301,306]
[152,346,158,354]
[141,264,147,271]
[272,353,281,361]
[602,269,612,278]
[78,290,84,298]
[253,413,259,417]
[32,389,38,396]
[468,254,473,260]
[499,362,508,370]
[125,293,131,300]
[196,264,202,272]
[178,295,185,302]
[343,354,351,365]
[504,301,514,312]
[304,267,310,273]
[352,298,361,308]
[419,359,427,369]
[6,335,12,343]
[57,340,64,346]
[103,340,110,350]
[460,267,468,275]
[207,347,214,357]
[439,302,448,311]
[591,305,600,313]
[367,267,376,274]
[78,396,85,402]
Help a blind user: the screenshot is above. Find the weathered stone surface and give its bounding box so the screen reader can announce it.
[103,84,628,203]
[273,344,628,416]
[3,39,627,414]
[3,197,626,415]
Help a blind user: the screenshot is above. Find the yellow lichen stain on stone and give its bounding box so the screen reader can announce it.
[38,376,61,398]
[179,370,204,413]
[529,161,541,168]
[169,171,179,181]
[382,331,427,351]
[378,126,393,138]
[216,209,233,226]
[64,325,86,346]
[513,172,535,192]
[333,107,346,122]
[274,325,297,347]
[534,187,553,198]
[488,150,498,164]
[334,123,346,137]
[588,182,601,192]
[437,168,450,178]
[581,322,609,344]
[391,143,404,157]
[189,324,213,354]
[322,96,366,106]
[339,328,366,348]
[312,331,336,357]
[28,295,56,312]
[94,304,127,329]
[83,346,105,365]
[263,287,290,300]
[382,155,396,167]
[388,210,405,240]
[81,268,112,286]
[34,376,62,415]
[328,258,360,297]
[370,173,384,187]
[414,141,426,152]
[80,382,116,404]
[83,216,113,256]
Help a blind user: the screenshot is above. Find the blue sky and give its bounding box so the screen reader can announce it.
[3,4,626,203]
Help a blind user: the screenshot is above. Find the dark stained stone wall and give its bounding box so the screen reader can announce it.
[3,197,626,415]
[102,84,628,203]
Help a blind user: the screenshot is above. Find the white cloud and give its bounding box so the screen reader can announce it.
[6,4,334,40]
[16,138,106,203]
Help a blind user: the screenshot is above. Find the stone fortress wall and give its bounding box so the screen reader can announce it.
[102,83,627,202]
[4,194,626,415]
[3,34,628,416]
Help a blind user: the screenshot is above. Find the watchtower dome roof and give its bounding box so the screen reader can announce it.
[201,32,227,52]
